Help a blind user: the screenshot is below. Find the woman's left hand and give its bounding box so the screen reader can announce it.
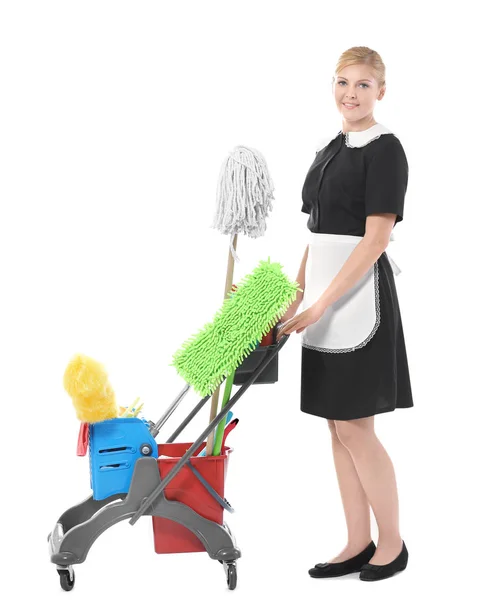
[277,302,327,339]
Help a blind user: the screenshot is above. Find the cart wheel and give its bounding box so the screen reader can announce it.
[226,562,237,590]
[58,569,75,591]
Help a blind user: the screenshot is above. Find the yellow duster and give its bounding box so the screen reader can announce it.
[64,354,118,422]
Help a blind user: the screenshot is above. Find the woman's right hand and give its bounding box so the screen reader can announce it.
[279,292,304,325]
[280,305,298,324]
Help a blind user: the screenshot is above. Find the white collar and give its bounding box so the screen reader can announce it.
[315,122,393,151]
[341,123,393,148]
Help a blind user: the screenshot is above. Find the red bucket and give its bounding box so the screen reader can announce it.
[152,442,232,554]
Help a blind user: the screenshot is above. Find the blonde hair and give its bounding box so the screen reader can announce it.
[333,46,386,89]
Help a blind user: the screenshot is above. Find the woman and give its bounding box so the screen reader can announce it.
[277,47,413,582]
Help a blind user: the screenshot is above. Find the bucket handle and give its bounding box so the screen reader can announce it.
[186,460,234,513]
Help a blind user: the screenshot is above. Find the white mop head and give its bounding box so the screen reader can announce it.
[211,145,274,261]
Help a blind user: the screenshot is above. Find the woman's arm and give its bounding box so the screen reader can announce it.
[315,214,396,311]
[296,244,309,296]
[277,215,396,338]
[281,244,309,322]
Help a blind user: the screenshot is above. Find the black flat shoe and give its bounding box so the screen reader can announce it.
[308,541,376,578]
[359,540,408,581]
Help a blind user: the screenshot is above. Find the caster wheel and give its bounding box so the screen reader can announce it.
[226,562,237,590]
[58,569,75,591]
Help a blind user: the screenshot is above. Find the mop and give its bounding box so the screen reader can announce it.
[206,145,275,455]
[170,257,299,398]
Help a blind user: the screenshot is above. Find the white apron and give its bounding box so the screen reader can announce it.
[301,232,401,353]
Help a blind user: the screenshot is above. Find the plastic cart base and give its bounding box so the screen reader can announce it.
[48,458,240,589]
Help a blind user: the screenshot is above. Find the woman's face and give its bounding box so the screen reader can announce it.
[333,64,384,124]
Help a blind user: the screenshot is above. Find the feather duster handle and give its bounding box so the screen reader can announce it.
[211,145,275,263]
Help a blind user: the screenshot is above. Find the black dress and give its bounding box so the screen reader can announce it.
[300,123,414,420]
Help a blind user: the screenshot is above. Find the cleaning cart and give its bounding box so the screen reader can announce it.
[47,325,289,592]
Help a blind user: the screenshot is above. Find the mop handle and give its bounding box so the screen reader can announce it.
[149,383,191,438]
[129,333,289,525]
[206,234,238,455]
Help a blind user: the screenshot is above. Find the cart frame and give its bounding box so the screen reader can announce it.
[48,332,289,591]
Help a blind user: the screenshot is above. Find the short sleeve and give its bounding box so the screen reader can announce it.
[364,138,409,224]
[301,198,310,214]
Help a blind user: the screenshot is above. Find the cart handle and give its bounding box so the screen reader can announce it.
[129,333,289,525]
[162,322,282,444]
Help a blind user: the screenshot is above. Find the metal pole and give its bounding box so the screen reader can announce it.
[166,395,211,443]
[149,383,190,438]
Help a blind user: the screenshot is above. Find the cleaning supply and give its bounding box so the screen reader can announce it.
[120,397,144,418]
[64,353,118,422]
[76,422,89,456]
[198,411,233,457]
[221,418,238,455]
[205,145,275,455]
[64,355,156,498]
[171,257,300,399]
[89,417,158,500]
[49,324,291,591]
[48,141,297,590]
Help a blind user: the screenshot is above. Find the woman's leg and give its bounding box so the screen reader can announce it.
[334,416,404,565]
[325,418,373,563]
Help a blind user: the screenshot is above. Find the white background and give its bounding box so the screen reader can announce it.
[1,1,477,598]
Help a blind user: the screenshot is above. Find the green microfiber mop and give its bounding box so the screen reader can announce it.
[170,257,300,399]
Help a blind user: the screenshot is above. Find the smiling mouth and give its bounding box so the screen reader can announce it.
[343,103,358,107]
